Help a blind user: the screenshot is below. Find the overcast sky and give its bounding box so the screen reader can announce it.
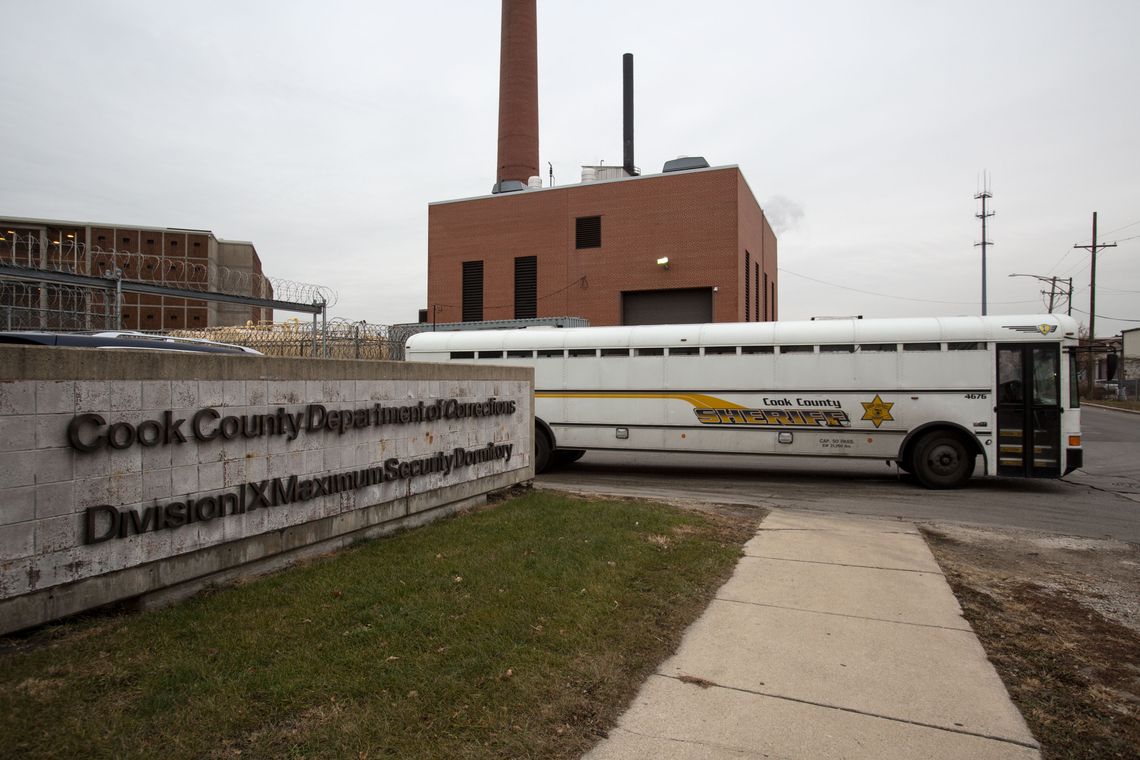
[2,1,1137,336]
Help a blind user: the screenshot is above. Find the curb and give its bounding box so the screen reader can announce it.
[1082,402,1140,416]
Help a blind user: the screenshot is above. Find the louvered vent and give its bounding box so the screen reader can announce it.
[575,216,601,249]
[514,256,537,319]
[462,260,484,322]
[745,251,751,322]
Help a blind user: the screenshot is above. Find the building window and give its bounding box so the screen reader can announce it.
[575,216,601,249]
[745,251,751,322]
[514,255,537,319]
[462,260,484,322]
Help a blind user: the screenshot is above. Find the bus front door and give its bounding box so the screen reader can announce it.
[996,343,1062,478]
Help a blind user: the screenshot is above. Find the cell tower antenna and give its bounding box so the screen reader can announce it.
[974,172,994,316]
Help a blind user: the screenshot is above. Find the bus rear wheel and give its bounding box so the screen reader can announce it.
[553,448,586,466]
[535,429,553,474]
[912,431,975,489]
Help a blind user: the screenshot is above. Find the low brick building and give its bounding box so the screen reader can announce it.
[427,164,777,326]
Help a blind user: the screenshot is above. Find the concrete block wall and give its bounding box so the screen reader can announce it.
[0,346,533,633]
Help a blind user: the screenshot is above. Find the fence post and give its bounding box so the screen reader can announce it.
[321,302,328,357]
[311,306,319,357]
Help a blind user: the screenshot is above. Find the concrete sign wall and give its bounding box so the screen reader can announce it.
[0,346,533,634]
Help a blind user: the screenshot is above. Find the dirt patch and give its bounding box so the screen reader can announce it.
[923,524,1140,759]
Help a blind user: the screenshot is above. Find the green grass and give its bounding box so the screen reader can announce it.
[0,491,756,760]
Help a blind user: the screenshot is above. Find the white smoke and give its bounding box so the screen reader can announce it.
[763,195,805,235]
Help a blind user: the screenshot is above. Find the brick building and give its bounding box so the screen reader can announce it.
[426,1,778,327]
[427,163,777,326]
[0,216,270,330]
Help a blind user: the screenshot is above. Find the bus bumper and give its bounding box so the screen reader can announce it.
[1064,448,1083,474]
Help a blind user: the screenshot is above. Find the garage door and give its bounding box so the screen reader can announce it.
[622,288,714,325]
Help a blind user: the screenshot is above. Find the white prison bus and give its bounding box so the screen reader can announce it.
[405,314,1083,489]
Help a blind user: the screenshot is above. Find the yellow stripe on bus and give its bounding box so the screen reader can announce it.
[534,391,747,410]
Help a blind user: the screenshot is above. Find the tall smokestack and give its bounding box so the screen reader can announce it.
[623,53,637,177]
[495,0,539,192]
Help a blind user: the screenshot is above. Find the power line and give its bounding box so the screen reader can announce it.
[1070,307,1140,323]
[778,268,1040,306]
[1047,227,1134,276]
[1045,246,1077,275]
[1098,218,1140,236]
[430,275,589,317]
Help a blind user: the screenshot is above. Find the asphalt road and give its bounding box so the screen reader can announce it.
[538,405,1140,542]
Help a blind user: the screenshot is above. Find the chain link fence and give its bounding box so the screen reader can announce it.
[1,281,117,331]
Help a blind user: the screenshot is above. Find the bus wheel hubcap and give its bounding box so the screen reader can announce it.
[930,445,958,473]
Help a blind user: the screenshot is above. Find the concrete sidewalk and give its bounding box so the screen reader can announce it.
[584,510,1041,759]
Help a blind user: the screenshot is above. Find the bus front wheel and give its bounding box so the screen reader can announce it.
[912,431,975,489]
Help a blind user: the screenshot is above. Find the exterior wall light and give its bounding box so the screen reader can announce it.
[656,256,670,269]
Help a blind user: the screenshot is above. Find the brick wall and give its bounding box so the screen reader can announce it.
[0,346,533,633]
[427,166,778,326]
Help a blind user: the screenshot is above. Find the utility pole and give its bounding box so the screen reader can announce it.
[1073,211,1117,389]
[974,174,994,316]
[1008,272,1067,314]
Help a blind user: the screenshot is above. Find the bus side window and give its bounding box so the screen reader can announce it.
[820,345,855,353]
[903,343,941,351]
[948,342,985,351]
[634,347,664,357]
[568,348,597,358]
[600,348,630,357]
[450,351,474,359]
[507,350,534,358]
[669,347,700,356]
[537,349,564,358]
[704,346,738,355]
[858,344,897,352]
[779,345,814,354]
[741,345,774,354]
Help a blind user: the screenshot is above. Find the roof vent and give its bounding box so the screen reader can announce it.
[491,179,528,194]
[662,156,710,173]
